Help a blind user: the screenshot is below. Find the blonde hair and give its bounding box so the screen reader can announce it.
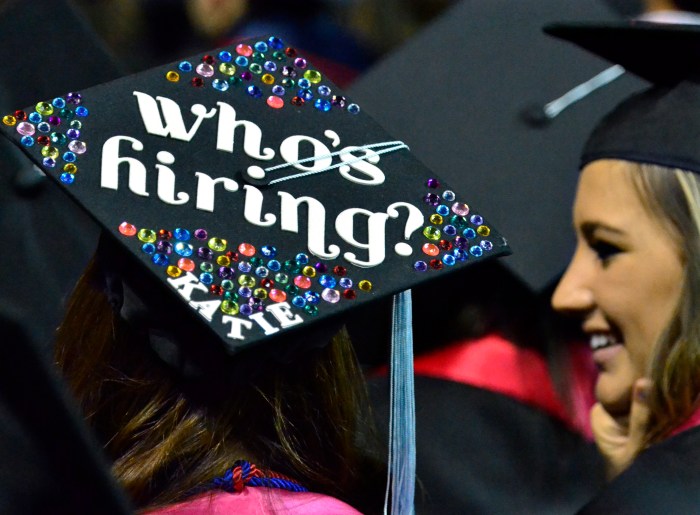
[632,163,700,447]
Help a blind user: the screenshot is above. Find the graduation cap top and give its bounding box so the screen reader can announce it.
[545,21,700,175]
[0,35,509,357]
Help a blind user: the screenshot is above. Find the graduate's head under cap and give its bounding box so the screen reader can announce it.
[545,21,700,173]
[0,34,509,371]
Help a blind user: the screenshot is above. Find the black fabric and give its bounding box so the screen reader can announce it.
[0,310,132,514]
[369,375,604,515]
[577,427,700,514]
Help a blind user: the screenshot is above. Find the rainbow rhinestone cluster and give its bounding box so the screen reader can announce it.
[119,222,372,318]
[415,178,494,272]
[2,93,87,184]
[166,36,360,113]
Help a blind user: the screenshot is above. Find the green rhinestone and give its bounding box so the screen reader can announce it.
[41,146,59,159]
[69,119,81,129]
[249,63,262,74]
[60,108,75,121]
[208,237,227,252]
[252,51,266,62]
[221,279,234,291]
[238,274,256,287]
[224,291,239,301]
[253,288,268,299]
[221,300,239,315]
[137,228,157,243]
[285,284,299,295]
[219,62,236,76]
[303,69,322,84]
[272,50,286,61]
[200,262,214,273]
[274,272,289,284]
[283,260,300,273]
[304,304,318,316]
[228,76,242,86]
[250,256,263,267]
[36,102,53,115]
[423,226,441,241]
[50,132,67,146]
[281,78,295,88]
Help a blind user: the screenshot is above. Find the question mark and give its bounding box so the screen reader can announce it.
[387,202,425,256]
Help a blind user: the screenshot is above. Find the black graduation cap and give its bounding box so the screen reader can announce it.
[545,21,700,175]
[347,0,647,292]
[0,35,509,359]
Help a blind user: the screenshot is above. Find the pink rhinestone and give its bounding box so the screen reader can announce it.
[238,243,256,256]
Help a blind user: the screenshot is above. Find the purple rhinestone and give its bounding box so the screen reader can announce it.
[194,228,208,240]
[240,71,252,81]
[218,266,233,278]
[424,193,440,206]
[282,66,297,78]
[66,92,82,105]
[426,178,440,189]
[294,57,307,69]
[272,85,285,96]
[331,95,347,107]
[66,128,80,139]
[156,241,173,254]
[239,286,252,298]
[314,262,328,273]
[480,240,494,251]
[240,304,253,316]
[264,61,277,72]
[197,247,214,260]
[470,214,484,225]
[48,115,61,126]
[414,261,428,272]
[453,236,467,249]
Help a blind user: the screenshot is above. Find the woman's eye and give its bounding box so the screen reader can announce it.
[590,240,621,263]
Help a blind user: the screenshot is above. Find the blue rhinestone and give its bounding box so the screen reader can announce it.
[52,97,66,108]
[318,275,336,288]
[142,243,156,255]
[295,253,309,265]
[63,152,76,163]
[436,205,450,216]
[174,228,191,241]
[42,157,56,167]
[66,128,80,139]
[218,50,232,62]
[239,286,252,298]
[199,272,214,284]
[212,79,229,91]
[247,85,262,98]
[443,225,457,237]
[264,61,277,72]
[442,254,456,266]
[268,36,284,49]
[178,61,193,72]
[254,41,269,52]
[272,85,285,96]
[238,261,252,273]
[347,103,360,114]
[442,190,456,201]
[261,245,277,257]
[481,240,494,251]
[267,259,281,271]
[37,122,50,132]
[339,277,353,288]
[463,228,477,239]
[314,99,331,112]
[292,295,306,308]
[152,253,169,266]
[305,291,320,304]
[59,172,75,184]
[75,106,88,117]
[452,248,469,261]
[255,266,269,278]
[297,78,311,89]
[318,85,331,96]
[175,242,193,256]
[469,245,484,257]
[240,304,253,316]
[298,89,313,101]
[470,214,484,225]
[28,112,42,123]
[414,260,428,272]
[235,55,249,67]
[20,136,34,147]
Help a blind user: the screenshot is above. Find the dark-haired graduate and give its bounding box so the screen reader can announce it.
[547,21,700,513]
[0,32,508,513]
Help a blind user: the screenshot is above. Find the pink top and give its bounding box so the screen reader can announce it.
[146,489,362,514]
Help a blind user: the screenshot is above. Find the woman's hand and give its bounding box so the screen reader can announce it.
[590,378,652,481]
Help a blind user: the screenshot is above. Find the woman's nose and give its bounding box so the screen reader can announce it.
[551,245,595,315]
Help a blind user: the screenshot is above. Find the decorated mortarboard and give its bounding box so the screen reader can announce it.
[0,35,509,355]
[348,0,646,292]
[545,21,700,175]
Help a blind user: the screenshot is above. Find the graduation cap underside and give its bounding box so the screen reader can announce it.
[1,35,509,355]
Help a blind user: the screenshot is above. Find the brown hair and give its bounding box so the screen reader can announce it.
[55,256,385,513]
[632,163,700,448]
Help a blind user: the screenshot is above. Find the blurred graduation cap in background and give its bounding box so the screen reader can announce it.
[0,0,124,348]
[348,0,648,293]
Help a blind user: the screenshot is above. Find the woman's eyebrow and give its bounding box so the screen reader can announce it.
[580,221,626,240]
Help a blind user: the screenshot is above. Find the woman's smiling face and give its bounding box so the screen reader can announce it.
[552,159,684,418]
